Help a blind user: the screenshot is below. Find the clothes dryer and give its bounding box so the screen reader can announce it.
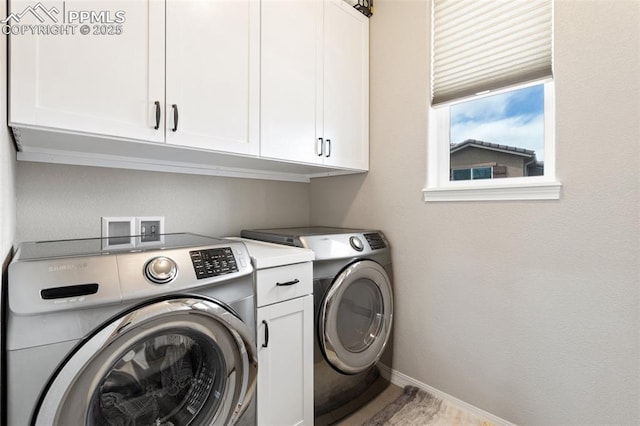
[241,227,393,424]
[4,233,257,426]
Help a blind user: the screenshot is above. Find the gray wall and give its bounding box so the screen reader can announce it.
[1,0,16,416]
[0,2,16,265]
[16,162,309,241]
[16,162,310,242]
[310,0,640,424]
[1,0,17,260]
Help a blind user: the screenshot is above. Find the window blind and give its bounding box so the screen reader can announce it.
[432,0,553,105]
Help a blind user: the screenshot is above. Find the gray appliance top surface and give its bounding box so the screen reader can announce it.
[241,226,371,245]
[244,226,368,236]
[15,233,230,261]
[241,227,390,260]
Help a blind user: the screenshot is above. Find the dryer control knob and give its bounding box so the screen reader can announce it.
[145,257,178,284]
[349,236,364,252]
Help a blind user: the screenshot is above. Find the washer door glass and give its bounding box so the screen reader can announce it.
[88,331,225,425]
[319,260,393,374]
[34,297,257,426]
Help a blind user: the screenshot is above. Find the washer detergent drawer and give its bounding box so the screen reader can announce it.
[255,262,312,307]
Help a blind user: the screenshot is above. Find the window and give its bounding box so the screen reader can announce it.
[451,166,493,181]
[424,0,561,201]
[449,83,546,180]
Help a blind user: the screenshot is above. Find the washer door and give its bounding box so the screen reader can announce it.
[34,297,257,426]
[319,260,393,375]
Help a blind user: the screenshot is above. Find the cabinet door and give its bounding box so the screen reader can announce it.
[257,295,313,426]
[9,0,164,143]
[323,0,369,170]
[260,0,322,164]
[165,0,259,156]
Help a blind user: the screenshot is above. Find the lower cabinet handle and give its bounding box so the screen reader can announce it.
[325,139,332,158]
[276,278,300,287]
[171,104,179,132]
[154,101,161,130]
[262,320,269,348]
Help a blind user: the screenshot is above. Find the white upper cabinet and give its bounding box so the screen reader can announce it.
[261,0,369,171]
[322,0,369,170]
[9,0,165,143]
[8,0,368,181]
[165,0,259,155]
[260,0,322,165]
[9,0,259,155]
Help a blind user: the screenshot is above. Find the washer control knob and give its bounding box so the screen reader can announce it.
[145,257,177,284]
[349,236,364,252]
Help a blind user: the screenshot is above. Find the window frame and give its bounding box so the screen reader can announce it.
[424,80,561,202]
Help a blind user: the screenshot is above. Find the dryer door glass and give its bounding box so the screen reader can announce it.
[34,297,257,426]
[320,260,393,375]
[336,279,384,352]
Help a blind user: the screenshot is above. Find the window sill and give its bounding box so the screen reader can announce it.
[422,180,562,202]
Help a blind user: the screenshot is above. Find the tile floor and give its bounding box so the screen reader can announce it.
[334,383,404,425]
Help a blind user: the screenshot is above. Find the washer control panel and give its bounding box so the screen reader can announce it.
[190,247,239,279]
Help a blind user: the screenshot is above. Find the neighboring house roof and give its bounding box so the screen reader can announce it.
[450,139,536,159]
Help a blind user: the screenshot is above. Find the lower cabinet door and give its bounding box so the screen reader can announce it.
[257,295,313,426]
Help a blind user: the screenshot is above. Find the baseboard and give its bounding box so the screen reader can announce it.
[378,364,517,426]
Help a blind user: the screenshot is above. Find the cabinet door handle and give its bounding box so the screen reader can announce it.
[154,101,161,130]
[316,138,324,156]
[262,320,269,348]
[325,139,331,157]
[276,278,300,287]
[171,104,179,132]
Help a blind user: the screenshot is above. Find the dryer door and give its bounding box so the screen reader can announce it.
[319,260,393,375]
[33,297,257,426]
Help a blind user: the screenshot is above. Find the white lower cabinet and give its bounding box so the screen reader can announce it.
[256,264,313,426]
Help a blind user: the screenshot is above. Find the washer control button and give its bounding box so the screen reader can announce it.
[349,236,364,252]
[145,257,178,284]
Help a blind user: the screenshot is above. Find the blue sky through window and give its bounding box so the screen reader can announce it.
[450,84,545,161]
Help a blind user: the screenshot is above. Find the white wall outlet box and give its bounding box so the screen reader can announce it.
[101,217,135,249]
[136,216,165,243]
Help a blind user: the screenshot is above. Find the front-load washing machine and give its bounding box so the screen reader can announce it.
[241,227,393,424]
[4,233,257,426]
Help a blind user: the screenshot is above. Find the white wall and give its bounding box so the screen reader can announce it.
[1,0,17,416]
[16,162,310,242]
[1,0,17,261]
[310,0,640,424]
